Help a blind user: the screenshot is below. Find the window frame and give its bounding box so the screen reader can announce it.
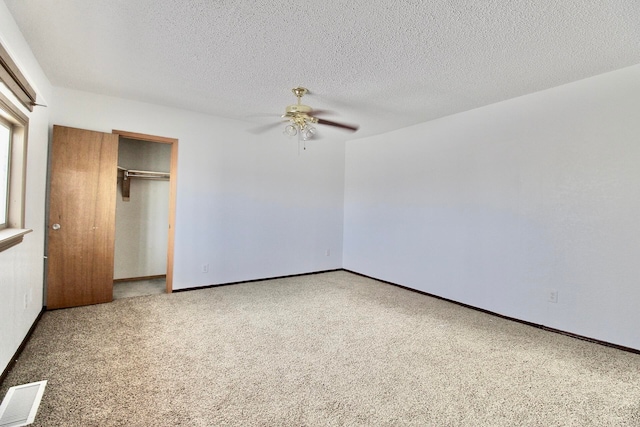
[0,80,31,252]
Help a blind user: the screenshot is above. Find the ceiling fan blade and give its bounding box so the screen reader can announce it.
[309,109,335,117]
[315,118,359,132]
[247,121,286,134]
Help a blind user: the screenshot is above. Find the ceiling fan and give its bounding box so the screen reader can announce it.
[251,87,359,140]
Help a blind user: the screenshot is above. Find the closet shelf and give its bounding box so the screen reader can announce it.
[117,166,170,201]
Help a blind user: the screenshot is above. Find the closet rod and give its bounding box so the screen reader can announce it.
[117,166,170,180]
[125,169,170,180]
[117,167,170,201]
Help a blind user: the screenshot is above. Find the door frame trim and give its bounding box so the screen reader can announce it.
[112,130,178,294]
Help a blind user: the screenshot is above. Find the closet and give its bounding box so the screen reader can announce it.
[46,126,178,309]
[114,138,171,290]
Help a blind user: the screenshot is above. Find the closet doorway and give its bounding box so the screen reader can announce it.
[112,130,178,297]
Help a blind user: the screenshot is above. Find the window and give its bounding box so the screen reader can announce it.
[0,40,34,252]
[0,115,11,228]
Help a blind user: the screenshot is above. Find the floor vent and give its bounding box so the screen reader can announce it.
[0,381,47,427]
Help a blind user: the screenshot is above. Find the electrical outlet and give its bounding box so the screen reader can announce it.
[548,289,558,303]
[325,249,331,257]
[202,263,209,273]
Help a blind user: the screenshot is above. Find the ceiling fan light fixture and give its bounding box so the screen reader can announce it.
[300,125,316,140]
[284,124,297,136]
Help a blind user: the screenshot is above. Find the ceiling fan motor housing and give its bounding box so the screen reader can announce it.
[285,104,312,114]
[283,102,313,128]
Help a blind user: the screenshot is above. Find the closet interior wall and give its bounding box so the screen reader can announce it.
[114,138,171,280]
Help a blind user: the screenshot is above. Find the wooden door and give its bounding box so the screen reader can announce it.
[46,125,119,309]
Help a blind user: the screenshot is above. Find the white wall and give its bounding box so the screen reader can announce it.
[344,64,640,350]
[0,2,52,374]
[114,139,171,279]
[51,88,345,290]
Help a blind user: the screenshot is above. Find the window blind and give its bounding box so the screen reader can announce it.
[0,43,36,112]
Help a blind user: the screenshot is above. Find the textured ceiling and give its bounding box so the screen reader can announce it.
[4,0,640,138]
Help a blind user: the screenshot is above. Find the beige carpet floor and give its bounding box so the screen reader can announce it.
[113,277,166,300]
[2,271,639,426]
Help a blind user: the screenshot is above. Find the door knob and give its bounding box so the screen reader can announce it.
[52,223,61,230]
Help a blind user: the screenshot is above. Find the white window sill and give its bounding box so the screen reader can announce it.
[0,228,32,253]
